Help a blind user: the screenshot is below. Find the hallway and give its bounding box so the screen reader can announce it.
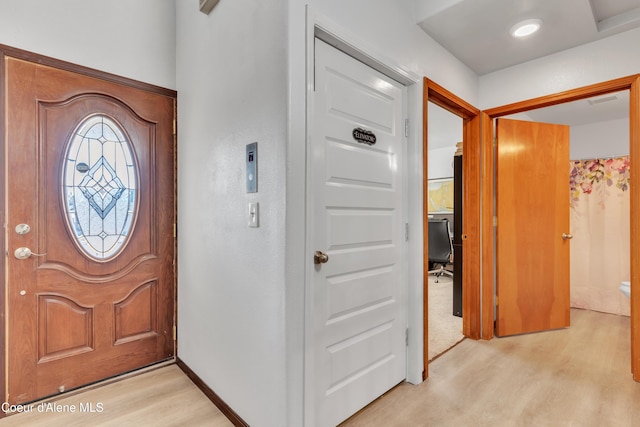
[343,309,639,426]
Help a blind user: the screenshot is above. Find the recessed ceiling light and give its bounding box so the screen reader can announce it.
[510,19,543,38]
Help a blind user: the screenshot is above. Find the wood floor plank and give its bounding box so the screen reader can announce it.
[0,365,233,426]
[2,309,637,426]
[342,309,640,426]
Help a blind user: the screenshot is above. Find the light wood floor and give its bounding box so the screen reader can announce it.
[2,309,637,426]
[343,308,640,426]
[0,365,232,427]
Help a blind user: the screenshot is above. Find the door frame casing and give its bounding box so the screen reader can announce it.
[423,79,481,379]
[0,44,178,407]
[481,74,640,379]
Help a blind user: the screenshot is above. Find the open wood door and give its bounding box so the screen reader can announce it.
[495,118,570,336]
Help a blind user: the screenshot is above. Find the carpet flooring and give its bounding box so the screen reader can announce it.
[428,275,464,360]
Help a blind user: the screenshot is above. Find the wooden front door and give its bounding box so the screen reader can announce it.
[5,56,175,403]
[495,118,570,336]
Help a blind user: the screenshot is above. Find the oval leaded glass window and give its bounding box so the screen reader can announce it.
[63,114,138,261]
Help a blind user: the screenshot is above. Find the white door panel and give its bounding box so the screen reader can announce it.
[326,141,395,188]
[325,69,396,133]
[328,210,395,247]
[324,186,395,209]
[326,265,396,318]
[310,38,407,427]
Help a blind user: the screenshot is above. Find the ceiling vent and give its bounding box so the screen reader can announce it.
[587,95,618,105]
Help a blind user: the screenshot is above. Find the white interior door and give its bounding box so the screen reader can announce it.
[310,38,407,427]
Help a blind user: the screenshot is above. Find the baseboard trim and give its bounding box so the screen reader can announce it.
[176,358,249,427]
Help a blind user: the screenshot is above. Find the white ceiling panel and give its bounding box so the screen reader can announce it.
[414,0,639,128]
[416,0,640,75]
[519,91,629,126]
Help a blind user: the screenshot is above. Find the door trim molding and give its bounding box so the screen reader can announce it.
[423,79,480,379]
[0,44,176,98]
[481,74,640,379]
[0,43,178,405]
[0,49,6,416]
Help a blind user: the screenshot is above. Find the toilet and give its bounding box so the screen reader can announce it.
[620,281,631,298]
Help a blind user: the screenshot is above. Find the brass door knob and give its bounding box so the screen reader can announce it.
[14,247,46,259]
[314,251,329,265]
[562,233,573,240]
[14,247,33,259]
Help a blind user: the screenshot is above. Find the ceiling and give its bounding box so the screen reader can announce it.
[429,89,630,150]
[419,0,637,131]
[519,90,629,125]
[417,0,640,76]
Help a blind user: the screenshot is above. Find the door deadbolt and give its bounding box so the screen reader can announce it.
[15,224,31,235]
[314,251,329,265]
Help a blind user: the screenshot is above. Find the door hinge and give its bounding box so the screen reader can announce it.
[405,328,409,346]
[405,223,409,242]
[173,223,177,238]
[173,119,177,135]
[404,118,409,138]
[172,325,177,341]
[493,216,498,227]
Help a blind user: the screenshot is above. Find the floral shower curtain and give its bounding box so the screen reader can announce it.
[569,156,630,316]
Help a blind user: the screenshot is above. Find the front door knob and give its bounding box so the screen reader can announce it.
[15,247,33,259]
[314,251,329,265]
[14,247,46,259]
[562,233,573,240]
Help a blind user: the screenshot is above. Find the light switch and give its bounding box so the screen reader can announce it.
[248,203,259,228]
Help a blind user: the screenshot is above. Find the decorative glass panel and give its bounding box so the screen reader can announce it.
[63,115,137,260]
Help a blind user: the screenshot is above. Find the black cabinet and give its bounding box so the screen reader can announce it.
[452,154,463,317]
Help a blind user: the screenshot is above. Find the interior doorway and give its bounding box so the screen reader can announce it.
[423,79,480,379]
[503,91,631,320]
[481,74,640,379]
[426,101,463,360]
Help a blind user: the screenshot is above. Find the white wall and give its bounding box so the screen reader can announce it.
[166,1,485,425]
[300,0,479,104]
[479,27,640,109]
[0,1,478,425]
[428,147,457,179]
[0,0,176,89]
[571,118,629,160]
[428,102,462,179]
[175,1,288,426]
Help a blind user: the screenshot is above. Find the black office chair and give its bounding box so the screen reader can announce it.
[428,218,453,283]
